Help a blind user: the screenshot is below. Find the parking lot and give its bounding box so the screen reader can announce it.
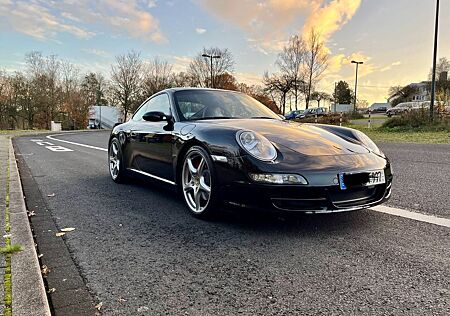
[14,131,450,315]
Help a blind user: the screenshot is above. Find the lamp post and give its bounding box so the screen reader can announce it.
[202,53,221,88]
[430,0,440,121]
[351,60,363,112]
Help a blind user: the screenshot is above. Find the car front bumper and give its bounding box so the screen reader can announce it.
[219,174,393,213]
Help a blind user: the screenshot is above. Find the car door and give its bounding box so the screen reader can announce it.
[129,93,175,182]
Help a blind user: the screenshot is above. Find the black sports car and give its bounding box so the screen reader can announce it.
[108,88,392,218]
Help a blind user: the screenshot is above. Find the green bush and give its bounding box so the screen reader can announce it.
[382,109,450,131]
[347,111,365,119]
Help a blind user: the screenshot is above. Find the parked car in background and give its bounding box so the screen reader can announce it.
[386,102,413,117]
[297,107,328,119]
[284,110,304,120]
[386,101,436,117]
[372,106,387,113]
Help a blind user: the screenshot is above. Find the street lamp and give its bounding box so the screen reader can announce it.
[430,0,440,121]
[202,53,221,88]
[351,60,363,112]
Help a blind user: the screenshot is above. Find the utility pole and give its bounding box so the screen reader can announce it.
[99,105,102,129]
[202,53,221,88]
[430,0,440,121]
[334,82,337,113]
[351,60,364,113]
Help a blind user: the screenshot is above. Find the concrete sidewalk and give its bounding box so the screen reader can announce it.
[0,135,50,316]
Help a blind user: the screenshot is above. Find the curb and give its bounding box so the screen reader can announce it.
[12,137,96,315]
[8,139,51,316]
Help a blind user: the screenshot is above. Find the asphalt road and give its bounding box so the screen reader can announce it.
[14,131,450,315]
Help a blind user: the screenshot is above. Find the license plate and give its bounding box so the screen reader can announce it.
[339,170,385,190]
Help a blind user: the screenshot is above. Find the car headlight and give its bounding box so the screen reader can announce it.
[236,131,277,161]
[249,173,308,185]
[355,130,384,156]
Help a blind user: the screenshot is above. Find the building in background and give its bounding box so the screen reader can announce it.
[88,106,122,129]
[330,104,353,113]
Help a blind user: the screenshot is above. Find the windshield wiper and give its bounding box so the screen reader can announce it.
[250,116,278,119]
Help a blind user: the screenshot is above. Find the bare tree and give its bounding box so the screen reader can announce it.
[142,57,174,97]
[173,72,196,87]
[263,72,293,115]
[25,52,62,129]
[310,91,331,108]
[110,51,143,121]
[188,47,234,88]
[303,29,328,109]
[276,35,306,110]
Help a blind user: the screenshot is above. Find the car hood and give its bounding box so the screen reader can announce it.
[197,119,370,156]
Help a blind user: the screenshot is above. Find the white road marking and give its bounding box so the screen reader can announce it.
[46,145,73,152]
[372,205,450,228]
[39,134,450,229]
[36,141,54,146]
[46,134,108,152]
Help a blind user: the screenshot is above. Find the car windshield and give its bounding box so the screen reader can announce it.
[173,90,280,121]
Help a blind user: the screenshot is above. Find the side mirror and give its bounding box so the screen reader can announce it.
[143,111,172,122]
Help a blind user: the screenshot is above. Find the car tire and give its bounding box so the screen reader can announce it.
[180,146,220,219]
[108,137,127,183]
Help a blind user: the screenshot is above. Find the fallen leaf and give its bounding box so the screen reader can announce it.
[117,298,127,303]
[60,227,75,232]
[47,288,56,294]
[55,232,65,237]
[95,302,103,311]
[47,193,55,197]
[41,265,50,276]
[38,254,44,259]
[27,211,36,217]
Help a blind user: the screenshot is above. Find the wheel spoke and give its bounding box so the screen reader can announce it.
[183,182,195,192]
[187,158,197,175]
[199,176,210,193]
[112,143,118,155]
[194,188,201,211]
[197,158,205,174]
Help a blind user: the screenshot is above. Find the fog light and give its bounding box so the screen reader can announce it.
[249,173,308,185]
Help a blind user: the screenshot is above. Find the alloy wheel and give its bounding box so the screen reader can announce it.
[182,150,212,213]
[109,141,120,180]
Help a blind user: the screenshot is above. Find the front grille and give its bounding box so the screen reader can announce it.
[271,198,328,211]
[329,185,384,208]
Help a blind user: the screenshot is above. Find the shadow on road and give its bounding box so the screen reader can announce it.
[119,175,374,239]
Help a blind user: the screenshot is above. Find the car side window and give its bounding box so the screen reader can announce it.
[132,102,149,121]
[146,94,171,115]
[132,94,171,121]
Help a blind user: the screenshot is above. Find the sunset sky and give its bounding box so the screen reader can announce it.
[1,0,449,106]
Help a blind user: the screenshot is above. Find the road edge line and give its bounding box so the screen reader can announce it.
[372,205,450,228]
[8,138,51,316]
[46,134,107,152]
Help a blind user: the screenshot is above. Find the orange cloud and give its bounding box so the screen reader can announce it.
[196,0,361,52]
[303,0,362,40]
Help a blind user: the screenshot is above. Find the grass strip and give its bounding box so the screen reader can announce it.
[2,141,23,316]
[345,124,450,144]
